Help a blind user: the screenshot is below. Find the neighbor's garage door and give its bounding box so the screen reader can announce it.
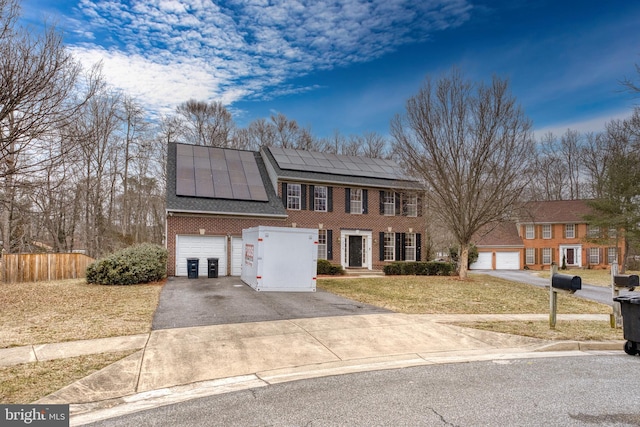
[175,235,226,277]
[231,237,243,276]
[470,252,492,270]
[495,251,520,270]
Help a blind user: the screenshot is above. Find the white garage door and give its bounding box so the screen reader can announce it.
[470,252,492,270]
[231,237,243,276]
[495,251,520,270]
[175,235,226,277]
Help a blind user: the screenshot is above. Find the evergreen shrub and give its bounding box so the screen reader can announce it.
[86,243,168,285]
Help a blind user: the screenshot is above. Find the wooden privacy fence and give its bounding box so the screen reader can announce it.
[1,253,95,283]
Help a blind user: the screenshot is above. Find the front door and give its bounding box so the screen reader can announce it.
[566,248,575,265]
[348,236,363,267]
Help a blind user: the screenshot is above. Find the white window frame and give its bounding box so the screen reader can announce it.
[565,224,575,239]
[525,248,535,265]
[587,225,600,238]
[287,183,301,210]
[350,188,363,215]
[405,233,416,261]
[314,186,327,212]
[608,228,617,238]
[405,193,418,217]
[525,225,534,239]
[542,248,552,265]
[589,247,600,264]
[608,247,618,264]
[317,229,327,260]
[383,191,395,216]
[384,232,395,261]
[542,224,551,239]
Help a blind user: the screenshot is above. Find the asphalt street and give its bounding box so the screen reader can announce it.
[83,354,640,427]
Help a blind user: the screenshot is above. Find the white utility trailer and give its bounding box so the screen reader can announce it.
[241,226,318,292]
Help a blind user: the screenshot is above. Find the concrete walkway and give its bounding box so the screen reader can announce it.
[0,313,621,425]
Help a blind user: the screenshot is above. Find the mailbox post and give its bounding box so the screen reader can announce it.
[549,263,582,329]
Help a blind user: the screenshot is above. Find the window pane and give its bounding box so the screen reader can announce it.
[589,248,599,264]
[383,191,395,216]
[565,224,575,238]
[405,233,416,261]
[287,184,301,210]
[317,229,327,259]
[350,189,362,214]
[525,225,534,239]
[405,194,418,217]
[314,186,327,212]
[526,248,535,264]
[542,225,551,239]
[542,248,551,264]
[384,232,395,261]
[608,247,617,264]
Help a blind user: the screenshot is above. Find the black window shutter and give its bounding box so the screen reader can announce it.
[281,183,288,207]
[327,230,333,260]
[363,189,368,214]
[309,185,315,211]
[395,192,401,216]
[395,233,402,261]
[379,191,385,215]
[328,187,333,212]
[416,233,422,261]
[379,232,385,261]
[345,188,351,213]
[301,184,307,210]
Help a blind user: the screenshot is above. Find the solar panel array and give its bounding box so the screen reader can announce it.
[269,147,402,180]
[176,144,269,201]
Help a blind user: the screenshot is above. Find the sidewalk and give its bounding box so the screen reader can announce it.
[1,313,623,425]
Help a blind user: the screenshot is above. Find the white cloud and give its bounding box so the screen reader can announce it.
[533,109,632,137]
[66,0,472,115]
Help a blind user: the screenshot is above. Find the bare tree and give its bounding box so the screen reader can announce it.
[391,69,535,279]
[0,1,98,252]
[176,99,234,146]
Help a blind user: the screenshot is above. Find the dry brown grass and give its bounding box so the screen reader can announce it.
[453,320,623,341]
[0,351,136,404]
[0,279,163,348]
[318,274,619,341]
[318,274,611,315]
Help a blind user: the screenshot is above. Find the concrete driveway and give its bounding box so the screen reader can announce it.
[152,276,391,330]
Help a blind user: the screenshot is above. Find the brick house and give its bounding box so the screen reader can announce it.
[471,199,623,270]
[166,142,426,276]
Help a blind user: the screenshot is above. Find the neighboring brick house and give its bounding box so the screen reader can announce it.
[166,142,425,276]
[471,199,623,271]
[518,200,622,270]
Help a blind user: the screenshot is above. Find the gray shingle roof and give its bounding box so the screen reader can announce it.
[166,142,287,217]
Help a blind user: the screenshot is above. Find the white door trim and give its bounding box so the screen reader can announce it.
[340,229,372,270]
[559,245,582,268]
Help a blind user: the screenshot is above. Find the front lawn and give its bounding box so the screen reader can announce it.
[0,279,163,348]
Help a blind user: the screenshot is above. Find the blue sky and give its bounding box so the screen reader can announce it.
[20,0,640,139]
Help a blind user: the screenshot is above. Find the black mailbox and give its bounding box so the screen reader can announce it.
[614,275,639,288]
[207,258,219,278]
[552,274,581,291]
[187,258,199,279]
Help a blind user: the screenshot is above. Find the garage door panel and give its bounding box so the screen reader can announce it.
[231,237,243,276]
[470,252,492,270]
[176,235,226,276]
[495,251,520,270]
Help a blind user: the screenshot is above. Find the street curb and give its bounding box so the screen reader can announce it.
[534,340,624,352]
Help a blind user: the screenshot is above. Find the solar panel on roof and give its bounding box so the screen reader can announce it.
[175,144,269,201]
[268,147,405,180]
